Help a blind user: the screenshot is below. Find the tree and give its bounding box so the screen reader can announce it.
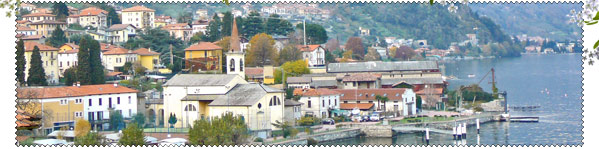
[74,119,91,137]
[133,113,146,128]
[119,123,145,146]
[279,44,302,64]
[106,7,121,26]
[51,2,69,21]
[216,37,231,73]
[109,110,124,131]
[242,11,264,38]
[246,33,277,67]
[325,49,336,63]
[325,39,340,52]
[296,23,328,44]
[364,47,381,61]
[271,120,296,138]
[63,67,77,86]
[123,62,133,75]
[77,36,91,84]
[177,12,193,24]
[168,113,177,128]
[342,50,353,59]
[133,61,147,76]
[395,46,416,61]
[416,95,422,111]
[74,132,107,146]
[15,39,26,86]
[188,112,249,145]
[221,11,233,37]
[202,14,222,42]
[68,33,82,44]
[47,25,67,47]
[190,32,204,44]
[26,46,47,86]
[274,60,311,84]
[345,37,365,60]
[88,39,105,84]
[266,14,293,36]
[388,46,398,58]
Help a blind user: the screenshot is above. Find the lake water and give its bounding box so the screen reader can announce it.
[321,54,584,145]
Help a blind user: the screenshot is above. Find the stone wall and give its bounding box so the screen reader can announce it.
[273,128,362,145]
[360,125,393,137]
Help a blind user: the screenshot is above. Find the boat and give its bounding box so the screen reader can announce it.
[468,74,476,78]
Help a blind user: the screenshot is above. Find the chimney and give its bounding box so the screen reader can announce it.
[77,82,80,87]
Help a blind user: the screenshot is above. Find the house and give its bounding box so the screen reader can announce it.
[341,73,381,89]
[333,88,416,116]
[154,20,167,28]
[121,5,155,29]
[16,84,138,134]
[22,13,56,22]
[28,20,67,37]
[414,88,444,107]
[67,15,79,25]
[20,3,37,11]
[144,89,165,127]
[373,46,388,59]
[86,30,108,42]
[284,100,303,125]
[102,47,138,72]
[162,23,193,41]
[263,65,275,84]
[133,48,161,72]
[17,20,31,27]
[155,15,174,25]
[245,67,264,83]
[16,26,37,36]
[402,89,417,116]
[20,35,46,43]
[184,42,223,72]
[76,7,108,29]
[107,24,137,43]
[32,8,51,14]
[191,20,209,35]
[58,43,79,76]
[297,45,326,67]
[358,27,370,36]
[194,9,209,20]
[286,77,311,89]
[23,41,60,85]
[296,88,341,118]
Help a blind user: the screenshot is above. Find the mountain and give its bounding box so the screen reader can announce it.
[469,3,582,41]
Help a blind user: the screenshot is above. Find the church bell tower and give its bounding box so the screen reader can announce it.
[226,18,245,79]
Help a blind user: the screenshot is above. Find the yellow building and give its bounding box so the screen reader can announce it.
[29,20,67,37]
[162,23,192,41]
[184,42,223,72]
[59,43,79,53]
[154,20,166,28]
[263,65,275,84]
[121,5,155,29]
[22,13,56,22]
[24,41,60,85]
[102,47,138,72]
[107,24,137,43]
[16,84,138,134]
[133,48,161,71]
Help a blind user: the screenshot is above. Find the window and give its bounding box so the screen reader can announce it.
[60,99,68,105]
[240,59,243,71]
[357,101,361,103]
[369,101,373,103]
[258,103,262,109]
[89,99,92,106]
[128,96,131,104]
[308,100,312,108]
[335,100,337,106]
[322,100,325,107]
[99,98,102,106]
[184,104,197,111]
[394,101,399,103]
[117,97,120,104]
[344,101,348,104]
[60,62,62,67]
[75,99,82,104]
[129,109,132,117]
[230,59,235,71]
[109,98,112,108]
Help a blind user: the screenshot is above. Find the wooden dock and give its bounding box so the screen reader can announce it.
[501,116,539,122]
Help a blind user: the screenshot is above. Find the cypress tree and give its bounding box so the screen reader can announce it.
[77,36,91,85]
[15,39,26,86]
[221,11,233,37]
[106,7,121,26]
[51,2,69,21]
[48,25,67,47]
[27,46,48,86]
[88,39,105,84]
[63,67,77,86]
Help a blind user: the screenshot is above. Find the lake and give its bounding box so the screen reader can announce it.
[321,54,583,145]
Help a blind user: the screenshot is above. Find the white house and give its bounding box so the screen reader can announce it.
[335,88,415,117]
[297,45,326,67]
[191,20,209,35]
[286,77,312,89]
[16,26,37,36]
[58,48,78,77]
[284,100,303,125]
[402,89,417,116]
[296,88,341,118]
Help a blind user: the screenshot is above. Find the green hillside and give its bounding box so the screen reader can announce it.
[469,3,582,41]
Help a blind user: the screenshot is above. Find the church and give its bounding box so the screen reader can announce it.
[161,19,285,138]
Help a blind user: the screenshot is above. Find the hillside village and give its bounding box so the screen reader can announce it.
[14,3,577,146]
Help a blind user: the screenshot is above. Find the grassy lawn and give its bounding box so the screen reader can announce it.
[143,127,189,133]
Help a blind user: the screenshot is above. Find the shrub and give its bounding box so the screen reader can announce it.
[254,137,263,142]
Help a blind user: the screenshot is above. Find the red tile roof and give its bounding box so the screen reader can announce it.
[342,73,380,82]
[103,47,132,55]
[100,43,118,52]
[162,23,191,30]
[21,35,45,40]
[22,12,55,17]
[185,42,222,51]
[79,7,107,16]
[333,88,408,101]
[16,84,138,99]
[297,44,322,52]
[122,5,155,12]
[24,41,58,52]
[245,67,264,76]
[300,88,340,96]
[415,88,444,95]
[133,48,160,56]
[340,103,374,110]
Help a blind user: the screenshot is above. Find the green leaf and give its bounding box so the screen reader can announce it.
[430,0,434,5]
[594,40,599,49]
[223,0,229,6]
[594,11,599,20]
[587,21,598,25]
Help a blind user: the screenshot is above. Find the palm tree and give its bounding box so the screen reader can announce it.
[380,96,390,119]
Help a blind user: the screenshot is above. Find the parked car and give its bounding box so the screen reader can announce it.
[370,113,380,121]
[322,118,335,125]
[361,115,370,122]
[351,115,362,122]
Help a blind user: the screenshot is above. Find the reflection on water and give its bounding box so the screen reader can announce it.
[322,54,583,145]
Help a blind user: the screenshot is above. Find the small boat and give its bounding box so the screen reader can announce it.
[467,74,476,78]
